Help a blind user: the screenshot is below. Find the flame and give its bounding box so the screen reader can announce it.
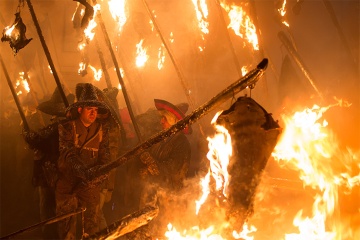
[158,44,166,70]
[4,24,16,37]
[135,39,149,67]
[108,0,127,33]
[277,0,290,27]
[88,64,102,81]
[241,66,249,76]
[164,112,258,239]
[78,62,87,75]
[15,72,30,95]
[48,65,53,74]
[272,99,359,239]
[84,4,100,41]
[192,0,209,43]
[220,2,259,51]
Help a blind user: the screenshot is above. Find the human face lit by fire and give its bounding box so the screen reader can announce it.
[160,115,172,130]
[78,106,98,127]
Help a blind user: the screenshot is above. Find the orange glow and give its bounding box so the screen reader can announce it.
[84,4,100,41]
[15,72,30,95]
[135,39,149,67]
[88,64,102,81]
[277,0,290,27]
[220,2,259,51]
[108,0,127,33]
[158,44,166,70]
[272,99,359,239]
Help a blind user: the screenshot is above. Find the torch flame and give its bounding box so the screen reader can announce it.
[108,0,127,33]
[84,4,100,41]
[135,39,149,67]
[220,2,259,51]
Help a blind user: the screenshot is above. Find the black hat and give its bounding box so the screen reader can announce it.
[66,83,109,117]
[37,87,75,117]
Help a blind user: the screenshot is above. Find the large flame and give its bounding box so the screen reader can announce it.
[272,99,359,239]
[108,0,127,33]
[220,2,259,51]
[84,4,100,41]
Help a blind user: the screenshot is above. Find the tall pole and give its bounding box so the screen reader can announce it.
[278,31,323,100]
[25,0,69,108]
[0,53,30,131]
[92,0,142,142]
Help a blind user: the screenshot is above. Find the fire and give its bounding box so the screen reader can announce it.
[88,64,102,81]
[220,2,259,51]
[272,99,359,239]
[277,0,290,27]
[84,4,100,41]
[165,112,256,239]
[108,0,127,33]
[3,25,16,38]
[15,72,30,95]
[158,44,166,70]
[192,0,209,44]
[135,39,149,67]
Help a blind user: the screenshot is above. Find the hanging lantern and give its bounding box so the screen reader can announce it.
[1,12,33,54]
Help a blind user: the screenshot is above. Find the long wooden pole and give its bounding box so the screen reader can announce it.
[0,53,30,131]
[92,0,142,142]
[89,58,268,180]
[25,0,69,108]
[278,31,323,100]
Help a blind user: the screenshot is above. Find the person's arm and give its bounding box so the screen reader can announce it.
[58,121,87,180]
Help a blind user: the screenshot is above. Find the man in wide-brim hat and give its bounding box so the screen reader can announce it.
[135,98,192,238]
[56,83,112,239]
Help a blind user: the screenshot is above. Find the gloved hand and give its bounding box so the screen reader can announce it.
[71,160,88,181]
[140,152,160,176]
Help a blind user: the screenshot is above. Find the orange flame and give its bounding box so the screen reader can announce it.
[220,2,259,51]
[272,99,359,239]
[135,39,149,67]
[277,0,290,27]
[88,64,102,81]
[158,44,166,70]
[84,4,100,41]
[15,72,30,95]
[192,0,209,41]
[108,0,127,33]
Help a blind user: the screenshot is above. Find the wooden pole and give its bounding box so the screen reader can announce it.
[92,0,142,143]
[278,31,323,100]
[89,58,268,180]
[25,0,69,108]
[0,53,30,131]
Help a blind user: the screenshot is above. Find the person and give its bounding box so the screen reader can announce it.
[132,99,192,238]
[22,87,74,239]
[55,83,112,239]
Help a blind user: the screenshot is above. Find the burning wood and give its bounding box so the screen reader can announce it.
[85,205,159,240]
[87,58,269,182]
[215,96,281,230]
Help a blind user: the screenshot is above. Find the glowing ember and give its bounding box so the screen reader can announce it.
[277,0,290,27]
[158,44,166,70]
[78,62,86,75]
[135,39,149,67]
[272,99,359,239]
[88,64,102,81]
[108,0,127,33]
[220,2,259,51]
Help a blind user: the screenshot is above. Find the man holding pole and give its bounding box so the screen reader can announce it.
[55,83,111,239]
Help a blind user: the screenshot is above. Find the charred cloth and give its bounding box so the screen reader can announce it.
[216,96,282,228]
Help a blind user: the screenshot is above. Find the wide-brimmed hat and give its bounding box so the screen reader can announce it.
[154,99,192,134]
[37,87,75,117]
[66,83,109,118]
